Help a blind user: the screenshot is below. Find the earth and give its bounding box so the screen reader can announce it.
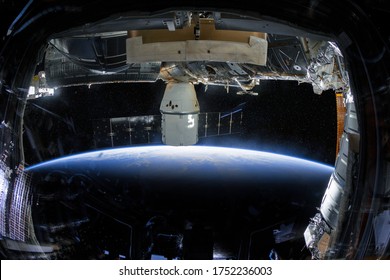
[27,145,333,186]
[26,145,334,259]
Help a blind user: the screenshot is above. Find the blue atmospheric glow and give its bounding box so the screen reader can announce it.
[26,145,334,171]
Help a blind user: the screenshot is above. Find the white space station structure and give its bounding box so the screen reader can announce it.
[160,82,200,146]
[41,15,346,147]
[1,10,388,259]
[127,22,268,146]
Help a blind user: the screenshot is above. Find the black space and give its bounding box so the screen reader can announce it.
[24,79,337,166]
[196,81,337,165]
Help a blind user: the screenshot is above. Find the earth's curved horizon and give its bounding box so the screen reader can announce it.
[26,145,334,260]
[27,145,334,172]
